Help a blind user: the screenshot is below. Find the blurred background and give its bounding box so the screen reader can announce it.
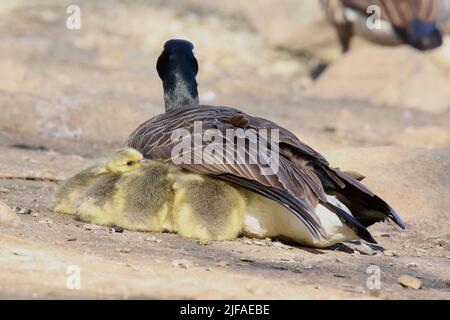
[1,0,449,151]
[0,0,449,299]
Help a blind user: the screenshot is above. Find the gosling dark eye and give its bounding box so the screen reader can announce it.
[126,161,134,166]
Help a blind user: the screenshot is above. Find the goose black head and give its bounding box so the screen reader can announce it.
[395,19,443,51]
[157,39,199,112]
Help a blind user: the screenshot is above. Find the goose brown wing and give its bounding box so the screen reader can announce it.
[237,109,405,228]
[125,105,405,238]
[125,105,328,239]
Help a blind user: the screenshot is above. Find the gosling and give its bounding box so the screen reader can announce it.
[53,148,143,215]
[57,149,246,241]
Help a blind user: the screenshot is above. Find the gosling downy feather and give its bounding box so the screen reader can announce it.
[171,173,246,241]
[53,148,144,215]
[76,159,175,232]
[125,39,406,248]
[75,150,246,241]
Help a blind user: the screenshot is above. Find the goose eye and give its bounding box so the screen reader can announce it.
[126,161,133,166]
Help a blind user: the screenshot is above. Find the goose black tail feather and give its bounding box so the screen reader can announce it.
[319,167,406,230]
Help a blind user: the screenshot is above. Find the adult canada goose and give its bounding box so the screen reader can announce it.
[125,39,405,248]
[58,147,246,240]
[54,148,144,215]
[320,0,448,52]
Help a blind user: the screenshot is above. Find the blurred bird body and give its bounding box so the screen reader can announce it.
[321,0,448,51]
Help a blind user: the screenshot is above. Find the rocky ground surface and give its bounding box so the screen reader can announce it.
[0,0,449,299]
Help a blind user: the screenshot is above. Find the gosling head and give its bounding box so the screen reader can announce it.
[156,39,199,112]
[106,148,144,174]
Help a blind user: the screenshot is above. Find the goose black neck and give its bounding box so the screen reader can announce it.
[162,70,199,112]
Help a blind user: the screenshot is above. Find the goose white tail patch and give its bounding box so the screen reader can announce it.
[314,194,358,244]
[243,192,359,247]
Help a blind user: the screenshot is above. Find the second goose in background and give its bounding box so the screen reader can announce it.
[320,0,447,52]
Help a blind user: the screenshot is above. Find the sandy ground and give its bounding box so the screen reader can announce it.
[0,0,449,299]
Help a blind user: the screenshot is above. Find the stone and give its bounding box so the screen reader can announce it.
[383,250,399,257]
[15,207,32,215]
[171,259,193,269]
[215,261,230,267]
[399,275,422,290]
[109,225,124,233]
[144,236,162,243]
[84,224,100,231]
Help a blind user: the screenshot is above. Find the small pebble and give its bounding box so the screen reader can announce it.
[252,240,267,246]
[197,240,212,245]
[66,237,77,242]
[0,188,10,193]
[109,225,124,233]
[407,262,418,268]
[383,250,399,257]
[38,218,53,224]
[171,259,193,269]
[84,224,100,231]
[399,275,422,290]
[118,248,130,253]
[15,207,32,215]
[215,261,230,267]
[272,241,284,249]
[144,236,162,243]
[433,239,448,247]
[239,257,254,263]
